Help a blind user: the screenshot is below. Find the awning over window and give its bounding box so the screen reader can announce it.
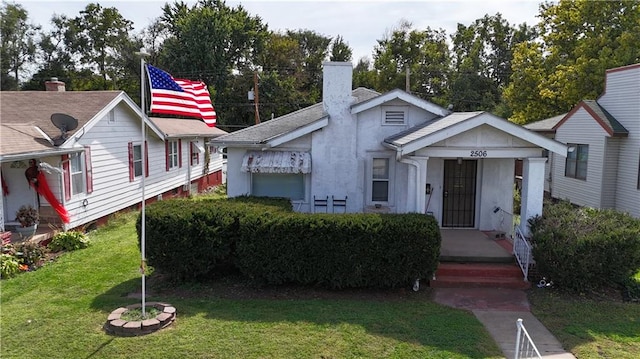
[241,151,311,174]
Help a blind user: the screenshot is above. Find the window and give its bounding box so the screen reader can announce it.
[165,140,181,170]
[62,147,93,200]
[133,144,143,177]
[190,142,200,166]
[372,158,390,202]
[251,173,304,200]
[565,143,588,180]
[168,141,179,168]
[382,106,407,125]
[69,153,84,195]
[128,142,148,181]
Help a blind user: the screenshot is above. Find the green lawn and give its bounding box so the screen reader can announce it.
[1,213,502,359]
[2,212,638,358]
[528,287,640,359]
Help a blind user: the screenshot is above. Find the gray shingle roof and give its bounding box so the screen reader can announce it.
[1,91,122,156]
[150,117,228,138]
[582,100,628,135]
[524,113,566,132]
[212,87,380,146]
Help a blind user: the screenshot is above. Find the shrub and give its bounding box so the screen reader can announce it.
[529,201,640,293]
[142,196,441,288]
[1,253,20,279]
[236,212,441,288]
[48,231,89,252]
[14,242,47,268]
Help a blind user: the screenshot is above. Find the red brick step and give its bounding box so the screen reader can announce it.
[430,262,530,289]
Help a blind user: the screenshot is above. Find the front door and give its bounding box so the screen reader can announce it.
[442,159,477,227]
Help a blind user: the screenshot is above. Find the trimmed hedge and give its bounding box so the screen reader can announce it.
[236,212,440,288]
[139,197,441,288]
[137,197,290,280]
[529,201,640,293]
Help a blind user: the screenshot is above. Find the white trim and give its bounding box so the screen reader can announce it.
[352,89,449,117]
[366,153,396,206]
[421,147,543,158]
[395,113,568,157]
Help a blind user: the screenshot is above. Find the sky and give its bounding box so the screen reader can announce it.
[17,0,545,63]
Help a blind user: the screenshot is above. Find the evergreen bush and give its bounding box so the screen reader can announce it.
[529,201,640,293]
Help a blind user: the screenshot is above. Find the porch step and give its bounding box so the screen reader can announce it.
[430,262,530,289]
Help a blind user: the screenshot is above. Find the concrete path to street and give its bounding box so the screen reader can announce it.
[433,287,577,359]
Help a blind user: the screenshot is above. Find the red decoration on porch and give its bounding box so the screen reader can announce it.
[30,171,71,224]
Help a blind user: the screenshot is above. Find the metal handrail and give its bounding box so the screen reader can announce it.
[515,318,542,359]
[513,225,533,281]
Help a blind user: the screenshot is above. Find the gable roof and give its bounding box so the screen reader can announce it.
[211,87,380,148]
[524,113,566,134]
[351,88,449,116]
[1,91,165,160]
[384,111,568,157]
[552,100,628,137]
[150,117,228,138]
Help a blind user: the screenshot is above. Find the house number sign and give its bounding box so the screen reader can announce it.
[469,150,488,158]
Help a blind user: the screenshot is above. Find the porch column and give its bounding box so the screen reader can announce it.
[520,157,546,237]
[406,156,429,213]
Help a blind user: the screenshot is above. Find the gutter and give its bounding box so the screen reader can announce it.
[0,148,83,163]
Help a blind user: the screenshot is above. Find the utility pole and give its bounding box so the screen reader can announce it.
[405,66,410,93]
[253,72,260,124]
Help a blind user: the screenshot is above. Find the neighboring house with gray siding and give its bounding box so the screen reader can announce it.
[213,62,567,237]
[525,63,640,218]
[0,79,227,233]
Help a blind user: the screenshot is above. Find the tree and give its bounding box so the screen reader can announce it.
[329,35,352,62]
[285,29,332,100]
[505,0,640,124]
[159,0,268,101]
[353,57,377,90]
[22,15,76,90]
[0,2,39,90]
[449,13,536,112]
[373,20,451,105]
[63,3,134,90]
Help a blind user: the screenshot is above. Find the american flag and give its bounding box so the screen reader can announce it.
[146,64,217,127]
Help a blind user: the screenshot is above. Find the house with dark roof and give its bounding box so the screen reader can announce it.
[525,63,640,218]
[0,79,227,235]
[212,62,567,236]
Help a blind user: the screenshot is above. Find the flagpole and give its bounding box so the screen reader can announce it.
[135,51,150,316]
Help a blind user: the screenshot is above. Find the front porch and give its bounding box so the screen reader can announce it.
[432,229,531,289]
[2,218,60,245]
[440,229,514,263]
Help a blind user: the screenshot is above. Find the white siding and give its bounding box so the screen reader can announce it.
[552,107,608,208]
[601,137,620,209]
[598,66,640,217]
[62,102,218,229]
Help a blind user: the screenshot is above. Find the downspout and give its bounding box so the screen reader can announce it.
[187,139,193,196]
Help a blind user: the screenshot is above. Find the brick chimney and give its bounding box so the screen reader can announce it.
[45,77,66,92]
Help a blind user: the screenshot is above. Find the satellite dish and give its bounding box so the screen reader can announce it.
[50,113,78,146]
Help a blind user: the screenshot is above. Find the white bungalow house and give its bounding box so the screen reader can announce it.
[525,63,640,218]
[0,78,227,234]
[212,62,567,236]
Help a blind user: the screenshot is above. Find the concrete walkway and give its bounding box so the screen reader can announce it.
[433,288,576,359]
